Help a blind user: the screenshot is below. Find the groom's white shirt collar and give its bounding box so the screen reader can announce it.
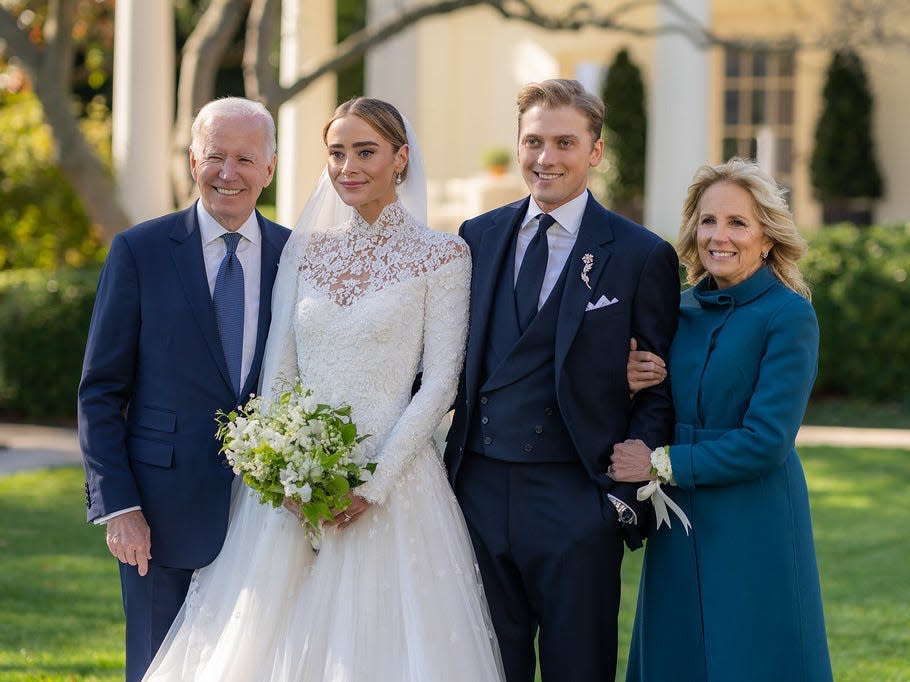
[521,190,589,235]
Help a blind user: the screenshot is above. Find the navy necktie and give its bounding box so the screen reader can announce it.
[514,213,555,332]
[213,232,244,397]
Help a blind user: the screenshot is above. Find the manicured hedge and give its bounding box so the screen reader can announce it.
[0,268,99,421]
[803,223,910,401]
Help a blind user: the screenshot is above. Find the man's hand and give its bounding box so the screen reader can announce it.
[106,510,152,576]
[627,338,667,394]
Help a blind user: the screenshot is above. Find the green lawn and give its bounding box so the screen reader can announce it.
[2,448,909,681]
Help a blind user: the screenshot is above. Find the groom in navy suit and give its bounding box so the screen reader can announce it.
[78,98,290,681]
[445,80,679,681]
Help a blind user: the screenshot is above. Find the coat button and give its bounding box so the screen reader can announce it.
[523,443,533,453]
[544,407,553,416]
[534,425,543,434]
[481,416,489,425]
[480,396,488,405]
[484,436,492,445]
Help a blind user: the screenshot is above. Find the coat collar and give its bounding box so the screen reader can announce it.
[693,265,778,308]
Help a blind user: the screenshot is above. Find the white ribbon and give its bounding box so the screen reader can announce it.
[637,480,692,535]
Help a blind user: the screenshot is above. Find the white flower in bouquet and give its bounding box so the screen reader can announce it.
[216,379,373,544]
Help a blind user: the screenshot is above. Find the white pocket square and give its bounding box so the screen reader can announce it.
[585,295,619,311]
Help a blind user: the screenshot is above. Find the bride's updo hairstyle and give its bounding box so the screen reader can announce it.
[322,97,410,181]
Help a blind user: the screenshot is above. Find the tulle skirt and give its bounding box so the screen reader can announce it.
[143,449,504,681]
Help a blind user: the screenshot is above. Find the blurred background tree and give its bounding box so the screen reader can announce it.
[601,47,647,224]
[810,50,883,225]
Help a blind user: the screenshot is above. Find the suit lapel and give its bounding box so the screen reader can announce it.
[243,213,284,398]
[170,205,235,395]
[555,195,615,378]
[464,200,528,400]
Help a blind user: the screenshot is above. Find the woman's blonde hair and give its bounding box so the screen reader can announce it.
[677,157,811,299]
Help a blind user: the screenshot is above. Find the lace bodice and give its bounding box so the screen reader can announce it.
[271,201,470,504]
[301,202,464,307]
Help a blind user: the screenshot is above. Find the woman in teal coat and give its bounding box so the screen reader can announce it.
[612,158,832,681]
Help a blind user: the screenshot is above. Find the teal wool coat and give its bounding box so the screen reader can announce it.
[626,266,833,682]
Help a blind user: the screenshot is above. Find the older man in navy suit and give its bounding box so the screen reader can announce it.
[445,80,680,681]
[78,97,290,681]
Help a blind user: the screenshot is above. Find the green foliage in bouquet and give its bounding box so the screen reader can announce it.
[216,380,373,541]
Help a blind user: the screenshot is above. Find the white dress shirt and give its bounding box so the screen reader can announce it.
[96,204,262,525]
[513,190,590,310]
[197,202,262,390]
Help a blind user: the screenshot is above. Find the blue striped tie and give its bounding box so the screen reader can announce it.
[213,232,244,397]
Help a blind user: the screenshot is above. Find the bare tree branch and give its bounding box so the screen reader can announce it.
[244,0,281,108]
[172,0,250,206]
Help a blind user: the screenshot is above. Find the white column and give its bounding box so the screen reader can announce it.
[112,0,174,223]
[644,0,711,238]
[277,0,337,228]
[365,0,419,125]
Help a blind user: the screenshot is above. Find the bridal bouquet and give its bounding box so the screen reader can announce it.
[216,379,373,544]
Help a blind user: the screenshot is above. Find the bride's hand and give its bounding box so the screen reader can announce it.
[282,497,303,521]
[327,494,371,530]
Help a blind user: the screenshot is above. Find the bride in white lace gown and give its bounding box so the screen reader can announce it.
[143,99,504,681]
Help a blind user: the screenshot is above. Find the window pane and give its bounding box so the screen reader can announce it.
[777,137,793,173]
[752,51,767,77]
[778,51,795,77]
[723,137,739,161]
[778,89,794,124]
[725,90,740,125]
[751,90,766,124]
[725,48,741,77]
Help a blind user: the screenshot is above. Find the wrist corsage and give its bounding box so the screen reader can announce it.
[636,446,692,534]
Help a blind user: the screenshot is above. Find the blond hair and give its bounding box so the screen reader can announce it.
[516,79,604,144]
[677,158,811,299]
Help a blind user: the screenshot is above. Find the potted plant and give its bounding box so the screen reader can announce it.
[481,147,512,176]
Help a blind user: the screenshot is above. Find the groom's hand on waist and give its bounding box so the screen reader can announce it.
[106,509,152,576]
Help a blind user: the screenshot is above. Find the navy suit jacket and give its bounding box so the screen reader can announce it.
[445,193,680,522]
[78,204,290,569]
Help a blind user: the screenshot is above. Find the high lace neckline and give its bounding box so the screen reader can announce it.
[349,200,409,238]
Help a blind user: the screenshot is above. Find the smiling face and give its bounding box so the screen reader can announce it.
[325,114,408,224]
[189,114,275,232]
[517,104,604,213]
[696,181,774,289]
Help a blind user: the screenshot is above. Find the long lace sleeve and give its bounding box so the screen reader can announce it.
[356,246,471,504]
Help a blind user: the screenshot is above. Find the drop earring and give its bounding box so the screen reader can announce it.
[395,172,403,185]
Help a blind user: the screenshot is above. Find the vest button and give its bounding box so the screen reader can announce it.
[523,443,533,453]
[480,396,488,405]
[534,425,543,434]
[481,416,489,425]
[484,436,492,445]
[544,407,553,415]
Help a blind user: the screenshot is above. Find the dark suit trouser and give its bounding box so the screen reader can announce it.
[456,453,624,682]
[119,562,193,682]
